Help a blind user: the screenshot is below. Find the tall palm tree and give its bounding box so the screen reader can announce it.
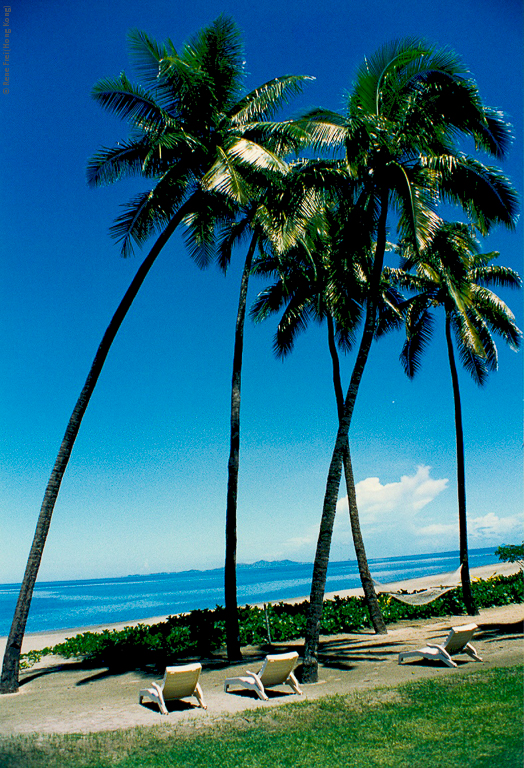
[0,15,310,692]
[296,39,519,682]
[395,220,522,614]
[251,201,404,634]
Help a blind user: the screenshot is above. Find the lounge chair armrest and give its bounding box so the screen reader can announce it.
[245,671,264,688]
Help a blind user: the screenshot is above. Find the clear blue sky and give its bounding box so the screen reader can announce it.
[2,0,522,583]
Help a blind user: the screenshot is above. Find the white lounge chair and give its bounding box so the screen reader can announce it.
[224,651,303,701]
[139,663,207,714]
[398,623,483,668]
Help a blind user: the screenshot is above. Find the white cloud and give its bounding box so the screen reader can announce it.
[417,513,522,543]
[468,513,522,541]
[264,466,521,565]
[337,465,448,519]
[285,530,319,551]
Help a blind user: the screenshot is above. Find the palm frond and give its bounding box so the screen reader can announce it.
[86,138,152,187]
[274,297,315,358]
[429,154,520,233]
[400,303,434,378]
[201,146,253,203]
[240,120,312,157]
[250,281,287,323]
[216,215,253,272]
[155,54,214,119]
[231,75,314,124]
[470,287,522,351]
[110,171,189,256]
[350,38,432,116]
[91,73,170,131]
[225,138,289,175]
[391,164,440,252]
[449,303,486,360]
[451,312,489,385]
[127,29,167,87]
[294,109,348,151]
[182,193,236,270]
[471,262,522,290]
[474,107,514,159]
[182,15,244,110]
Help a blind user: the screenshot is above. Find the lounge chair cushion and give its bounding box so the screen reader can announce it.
[139,662,207,714]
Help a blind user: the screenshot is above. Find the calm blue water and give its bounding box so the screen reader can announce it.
[0,548,501,635]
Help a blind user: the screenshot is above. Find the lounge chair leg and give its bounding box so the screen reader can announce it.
[464,643,482,662]
[194,682,208,710]
[286,671,303,695]
[252,673,269,700]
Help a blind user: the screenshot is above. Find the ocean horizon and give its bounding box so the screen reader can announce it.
[0,547,503,636]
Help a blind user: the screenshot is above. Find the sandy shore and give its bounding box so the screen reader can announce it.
[0,562,521,735]
[1,561,517,655]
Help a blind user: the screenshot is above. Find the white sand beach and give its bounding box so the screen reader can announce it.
[0,561,521,735]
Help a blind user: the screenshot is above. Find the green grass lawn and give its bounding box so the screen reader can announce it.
[1,666,522,768]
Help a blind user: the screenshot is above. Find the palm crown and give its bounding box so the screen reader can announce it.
[299,39,518,255]
[87,15,312,257]
[396,221,522,384]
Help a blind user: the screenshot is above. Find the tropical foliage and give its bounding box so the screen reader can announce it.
[19,572,523,672]
[496,542,524,565]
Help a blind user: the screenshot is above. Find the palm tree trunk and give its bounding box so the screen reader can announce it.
[302,195,389,684]
[224,232,258,661]
[445,316,478,615]
[326,316,386,634]
[0,202,194,695]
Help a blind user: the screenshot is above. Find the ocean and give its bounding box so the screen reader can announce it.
[0,547,502,636]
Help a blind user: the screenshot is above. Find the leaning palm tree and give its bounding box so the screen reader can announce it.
[297,38,519,682]
[0,15,311,692]
[395,220,522,614]
[251,200,404,634]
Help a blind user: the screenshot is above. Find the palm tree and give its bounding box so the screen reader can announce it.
[296,39,519,682]
[395,220,522,614]
[0,15,310,692]
[251,201,404,634]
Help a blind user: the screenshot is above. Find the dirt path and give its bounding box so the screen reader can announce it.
[0,598,521,735]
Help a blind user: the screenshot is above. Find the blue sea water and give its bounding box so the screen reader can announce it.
[0,547,503,636]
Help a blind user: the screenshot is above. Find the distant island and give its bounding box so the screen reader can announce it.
[238,559,306,570]
[124,560,309,580]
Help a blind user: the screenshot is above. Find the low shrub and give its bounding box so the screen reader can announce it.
[20,571,522,671]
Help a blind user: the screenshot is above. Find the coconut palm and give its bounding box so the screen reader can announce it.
[297,38,519,682]
[0,16,311,692]
[395,220,522,613]
[251,199,404,634]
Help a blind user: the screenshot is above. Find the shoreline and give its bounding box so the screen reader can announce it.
[1,561,518,656]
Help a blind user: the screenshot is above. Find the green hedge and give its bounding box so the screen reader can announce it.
[21,571,522,671]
